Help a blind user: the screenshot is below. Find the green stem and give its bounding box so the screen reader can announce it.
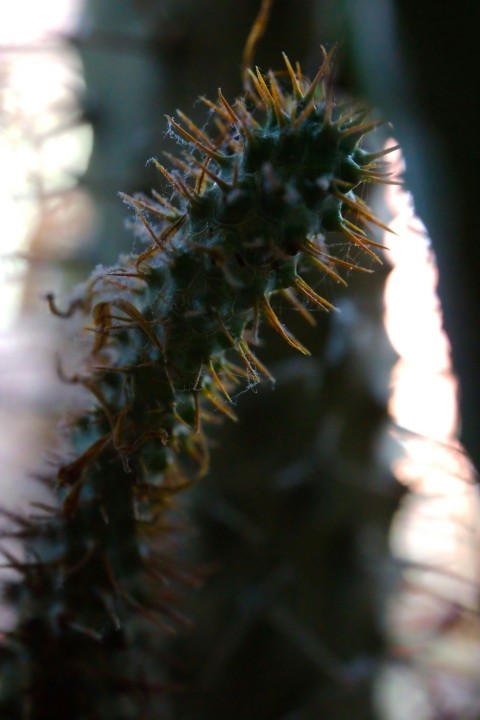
[0,53,394,719]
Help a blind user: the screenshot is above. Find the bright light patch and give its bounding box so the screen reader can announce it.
[379,142,480,720]
[0,0,91,330]
[0,0,81,45]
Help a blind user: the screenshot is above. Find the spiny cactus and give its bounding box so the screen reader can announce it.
[0,51,396,719]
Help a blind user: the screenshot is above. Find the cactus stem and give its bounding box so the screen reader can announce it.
[0,49,401,717]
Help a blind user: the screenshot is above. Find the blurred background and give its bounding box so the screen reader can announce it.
[1,1,479,718]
